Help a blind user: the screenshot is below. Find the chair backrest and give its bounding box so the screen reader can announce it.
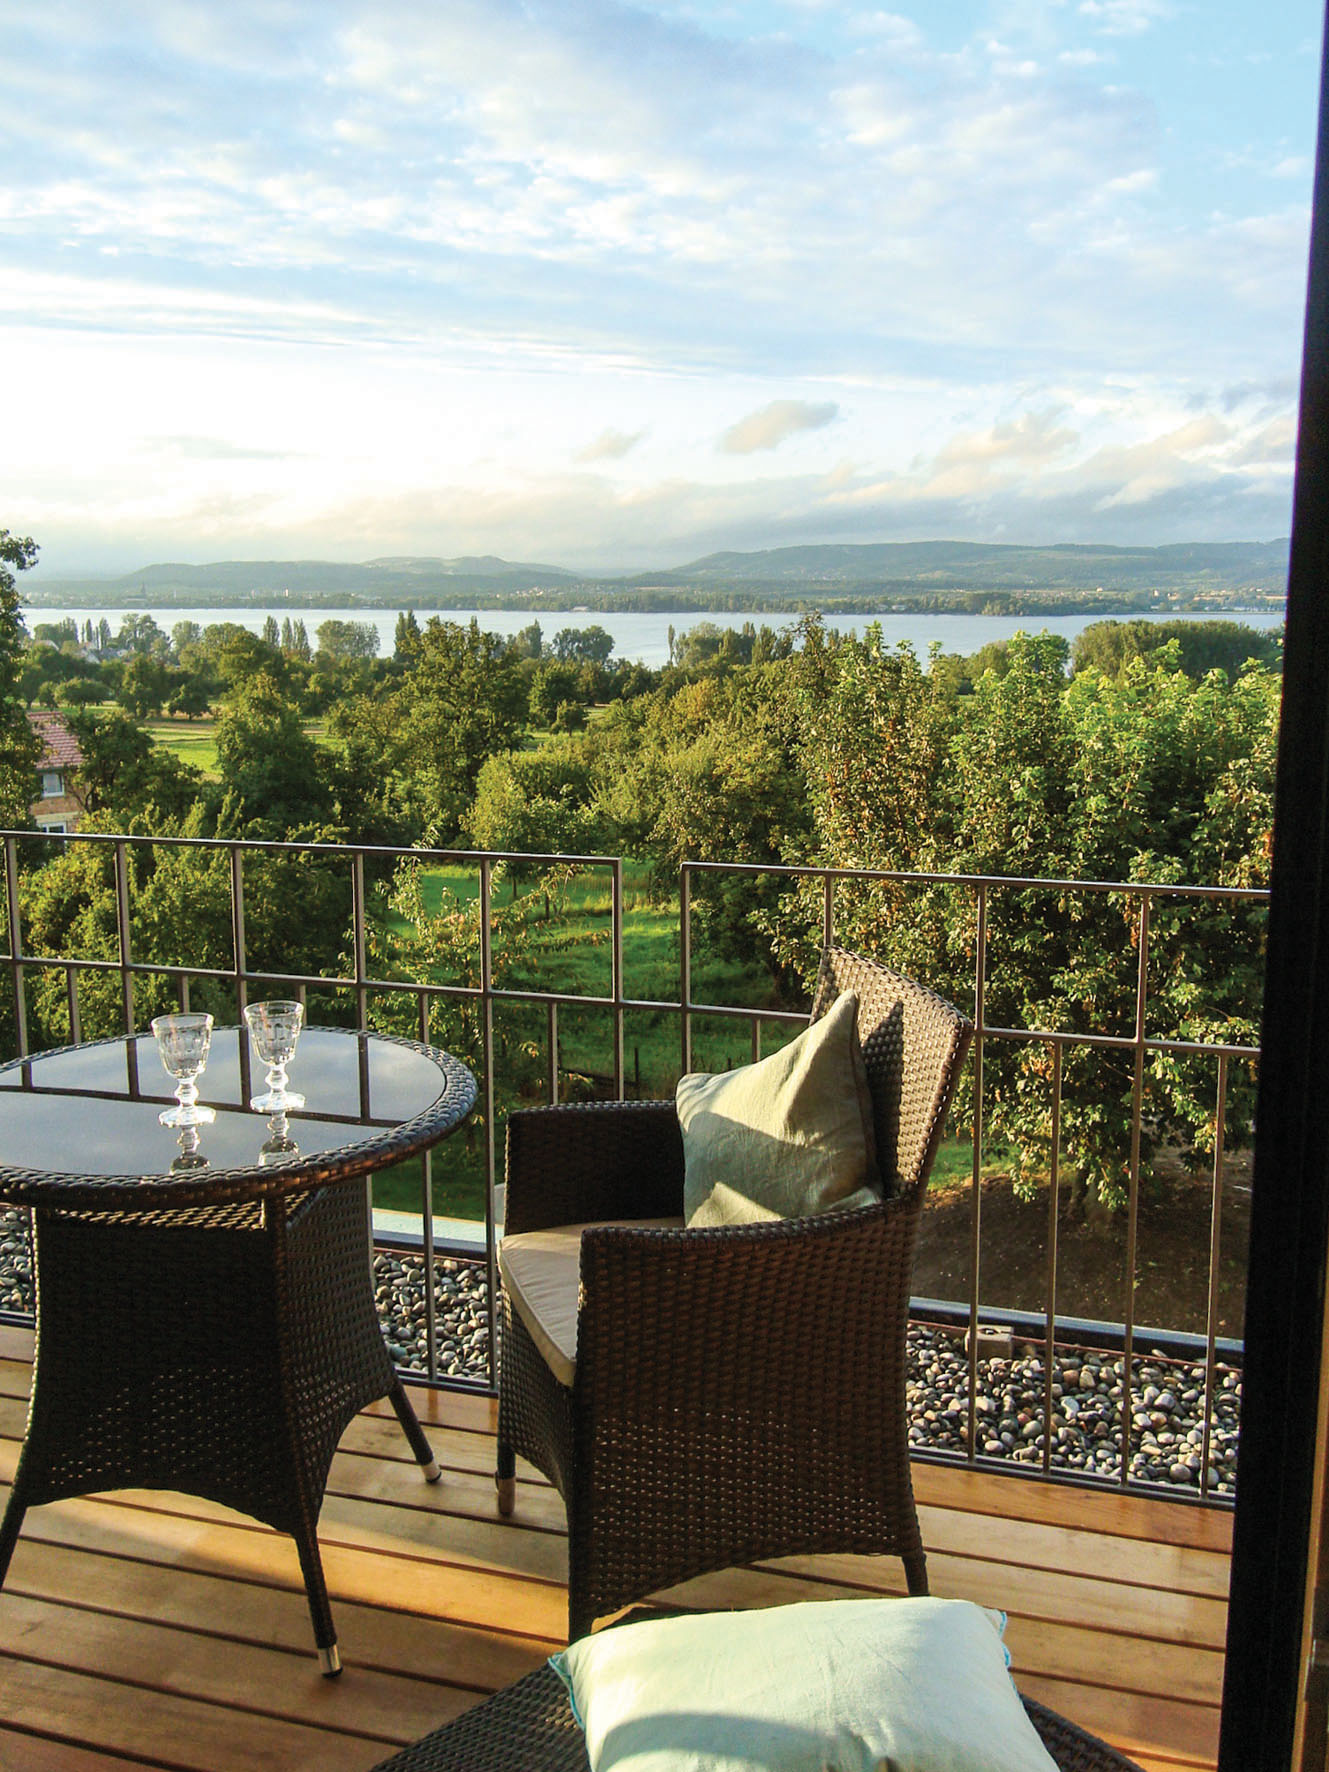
[809,948,973,1198]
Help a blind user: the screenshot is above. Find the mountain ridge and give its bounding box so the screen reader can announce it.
[27,538,1289,611]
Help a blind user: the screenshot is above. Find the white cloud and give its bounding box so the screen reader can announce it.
[720,400,840,453]
[1078,0,1171,36]
[576,429,647,463]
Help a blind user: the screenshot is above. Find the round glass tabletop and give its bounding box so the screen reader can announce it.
[0,1027,477,1209]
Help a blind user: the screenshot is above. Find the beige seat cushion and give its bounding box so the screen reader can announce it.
[499,1218,684,1386]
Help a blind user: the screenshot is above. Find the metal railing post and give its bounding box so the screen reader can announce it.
[680,864,693,1076]
[479,854,498,1387]
[114,839,133,1034]
[230,846,248,1016]
[612,858,625,1100]
[352,849,368,1029]
[965,882,989,1466]
[5,837,27,1058]
[1120,892,1151,1488]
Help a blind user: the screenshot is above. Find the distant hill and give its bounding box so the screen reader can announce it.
[35,555,580,601]
[650,539,1290,593]
[29,539,1289,613]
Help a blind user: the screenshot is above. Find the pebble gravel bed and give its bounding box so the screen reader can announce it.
[0,1210,1240,1495]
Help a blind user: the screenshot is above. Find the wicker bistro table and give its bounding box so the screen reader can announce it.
[0,1026,476,1675]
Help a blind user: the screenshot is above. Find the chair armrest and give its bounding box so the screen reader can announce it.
[503,1101,685,1234]
[575,1195,920,1398]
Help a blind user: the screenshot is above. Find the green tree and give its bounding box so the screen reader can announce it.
[552,624,613,666]
[115,613,169,659]
[0,532,43,823]
[528,660,584,728]
[116,654,172,718]
[1071,618,1280,681]
[211,672,332,836]
[67,709,203,825]
[316,618,379,661]
[468,741,606,857]
[588,660,812,975]
[382,619,529,842]
[166,672,211,719]
[199,624,283,692]
[33,618,78,647]
[394,610,422,661]
[509,620,542,661]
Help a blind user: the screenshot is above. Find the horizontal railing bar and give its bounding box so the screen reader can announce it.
[980,1023,1261,1060]
[0,952,1262,1060]
[683,857,1269,902]
[1,826,1271,901]
[910,1297,1243,1365]
[0,827,627,870]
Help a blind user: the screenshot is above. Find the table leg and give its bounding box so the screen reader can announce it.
[387,1378,443,1482]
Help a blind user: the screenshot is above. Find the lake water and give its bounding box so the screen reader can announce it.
[21,603,1283,671]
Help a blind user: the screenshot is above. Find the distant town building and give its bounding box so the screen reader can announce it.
[28,711,85,835]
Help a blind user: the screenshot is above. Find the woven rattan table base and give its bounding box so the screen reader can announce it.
[0,1184,436,1670]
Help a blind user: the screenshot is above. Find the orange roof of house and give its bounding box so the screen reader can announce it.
[27,711,83,771]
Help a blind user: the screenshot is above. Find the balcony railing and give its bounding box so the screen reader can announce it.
[0,829,1264,1511]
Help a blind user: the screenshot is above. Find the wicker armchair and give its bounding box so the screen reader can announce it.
[494,949,974,1639]
[367,1660,1147,1772]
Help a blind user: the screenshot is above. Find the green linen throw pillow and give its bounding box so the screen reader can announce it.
[677,988,881,1227]
[548,1597,1059,1772]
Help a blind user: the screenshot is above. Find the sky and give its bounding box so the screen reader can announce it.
[1,0,1323,578]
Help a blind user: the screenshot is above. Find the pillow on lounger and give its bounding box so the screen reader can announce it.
[677,989,881,1227]
[549,1597,1057,1772]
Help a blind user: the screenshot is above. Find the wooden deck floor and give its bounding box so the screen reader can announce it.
[0,1322,1230,1772]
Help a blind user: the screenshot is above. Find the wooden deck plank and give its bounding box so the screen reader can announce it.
[0,1485,571,1641]
[4,1536,556,1687]
[0,1325,1228,1771]
[0,1589,464,1747]
[741,1548,1228,1649]
[0,1659,407,1772]
[0,1730,164,1772]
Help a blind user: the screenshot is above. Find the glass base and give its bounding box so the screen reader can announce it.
[159,1102,216,1127]
[250,1088,305,1114]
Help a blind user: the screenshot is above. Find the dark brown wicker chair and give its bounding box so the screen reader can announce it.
[366,1659,1147,1772]
[494,948,975,1639]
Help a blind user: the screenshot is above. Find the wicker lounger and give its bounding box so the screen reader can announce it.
[366,1660,1147,1772]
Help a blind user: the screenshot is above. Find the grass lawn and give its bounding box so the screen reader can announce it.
[141,716,330,779]
[145,718,221,776]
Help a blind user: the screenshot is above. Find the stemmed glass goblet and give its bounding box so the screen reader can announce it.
[151,1012,217,1128]
[244,999,306,1113]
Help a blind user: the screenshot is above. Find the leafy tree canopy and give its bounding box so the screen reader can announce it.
[0,531,43,824]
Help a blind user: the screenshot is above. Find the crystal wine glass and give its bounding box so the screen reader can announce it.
[244,999,306,1113]
[151,1012,217,1127]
